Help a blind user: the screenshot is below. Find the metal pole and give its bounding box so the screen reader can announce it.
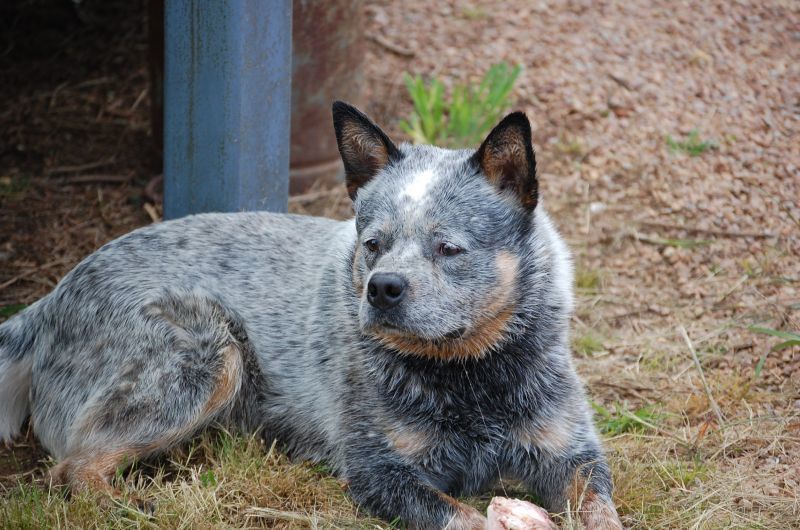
[164,0,292,219]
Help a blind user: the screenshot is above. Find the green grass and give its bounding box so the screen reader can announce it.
[199,468,217,488]
[656,237,712,249]
[310,461,334,475]
[0,304,27,318]
[574,332,605,356]
[0,431,390,529]
[747,325,800,378]
[591,402,662,436]
[555,136,585,159]
[400,63,521,148]
[666,130,716,156]
[460,5,488,20]
[656,459,710,490]
[575,267,602,292]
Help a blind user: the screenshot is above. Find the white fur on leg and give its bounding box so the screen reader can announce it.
[0,355,32,443]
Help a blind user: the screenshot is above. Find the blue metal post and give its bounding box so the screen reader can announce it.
[164,0,292,219]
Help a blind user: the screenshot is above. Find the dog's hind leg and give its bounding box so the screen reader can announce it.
[47,294,245,503]
[48,448,148,507]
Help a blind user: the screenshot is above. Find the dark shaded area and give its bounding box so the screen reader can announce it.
[0,0,158,178]
[0,424,47,489]
[0,0,156,311]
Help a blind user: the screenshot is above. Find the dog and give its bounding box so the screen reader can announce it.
[0,102,622,529]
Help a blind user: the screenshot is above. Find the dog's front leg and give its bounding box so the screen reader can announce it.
[513,447,623,530]
[343,445,485,529]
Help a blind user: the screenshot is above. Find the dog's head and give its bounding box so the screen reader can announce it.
[333,101,540,361]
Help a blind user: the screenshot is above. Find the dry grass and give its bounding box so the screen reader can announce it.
[2,0,799,528]
[1,432,391,529]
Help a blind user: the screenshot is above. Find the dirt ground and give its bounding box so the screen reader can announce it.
[1,0,799,528]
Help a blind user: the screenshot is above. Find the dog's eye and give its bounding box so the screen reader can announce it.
[364,238,380,253]
[437,242,463,257]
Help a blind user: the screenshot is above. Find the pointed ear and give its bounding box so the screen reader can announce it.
[332,101,401,200]
[470,112,538,210]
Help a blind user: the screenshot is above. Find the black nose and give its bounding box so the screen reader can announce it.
[367,273,408,310]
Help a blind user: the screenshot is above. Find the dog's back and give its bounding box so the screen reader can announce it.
[1,212,356,455]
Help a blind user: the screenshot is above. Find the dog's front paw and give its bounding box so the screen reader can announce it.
[443,502,487,530]
[580,493,624,530]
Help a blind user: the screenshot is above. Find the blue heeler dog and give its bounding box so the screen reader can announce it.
[0,102,623,529]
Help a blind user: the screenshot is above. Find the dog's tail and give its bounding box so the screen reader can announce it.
[0,305,38,444]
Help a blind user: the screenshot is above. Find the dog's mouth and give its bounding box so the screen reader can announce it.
[368,321,467,342]
[365,311,513,361]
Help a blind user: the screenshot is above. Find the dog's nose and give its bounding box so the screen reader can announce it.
[367,273,408,310]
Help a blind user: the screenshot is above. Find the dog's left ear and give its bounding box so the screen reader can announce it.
[471,112,538,210]
[332,101,401,201]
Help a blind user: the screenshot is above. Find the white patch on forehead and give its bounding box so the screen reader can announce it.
[401,168,436,203]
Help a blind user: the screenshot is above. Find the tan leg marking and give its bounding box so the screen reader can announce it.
[384,425,432,460]
[200,343,243,417]
[567,473,623,530]
[58,342,243,502]
[514,406,583,457]
[580,491,624,530]
[48,448,144,506]
[139,341,243,453]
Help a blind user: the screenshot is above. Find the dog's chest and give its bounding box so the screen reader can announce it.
[377,372,523,495]
[382,403,510,495]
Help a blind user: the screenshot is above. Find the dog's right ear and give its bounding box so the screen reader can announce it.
[332,101,401,200]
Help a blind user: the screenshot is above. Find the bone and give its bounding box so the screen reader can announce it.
[487,497,558,530]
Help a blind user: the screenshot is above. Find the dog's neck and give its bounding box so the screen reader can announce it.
[361,322,570,426]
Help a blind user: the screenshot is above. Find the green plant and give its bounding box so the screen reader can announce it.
[656,459,710,490]
[575,267,601,292]
[656,237,712,248]
[310,461,333,475]
[666,130,716,156]
[555,136,585,158]
[199,469,217,487]
[0,304,26,318]
[574,332,604,356]
[591,402,661,436]
[460,5,488,20]
[400,63,522,148]
[748,326,800,378]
